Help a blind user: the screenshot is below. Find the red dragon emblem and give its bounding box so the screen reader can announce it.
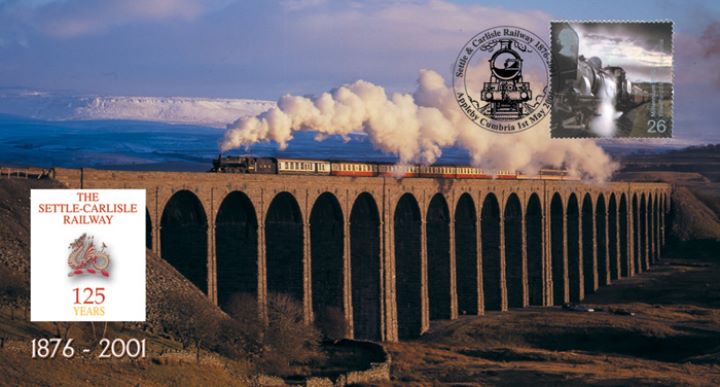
[67,233,110,277]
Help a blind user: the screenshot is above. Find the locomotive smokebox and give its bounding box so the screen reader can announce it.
[480,39,532,120]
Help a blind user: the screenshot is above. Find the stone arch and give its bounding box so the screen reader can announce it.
[266,192,304,302]
[596,194,608,286]
[394,193,422,338]
[504,193,524,308]
[310,192,344,335]
[640,193,648,271]
[550,193,566,305]
[525,193,543,306]
[660,192,665,248]
[161,190,208,294]
[566,194,581,302]
[146,209,152,250]
[619,194,629,277]
[632,194,641,274]
[481,193,502,311]
[608,194,619,280]
[215,191,258,310]
[647,192,653,265]
[350,192,381,341]
[427,193,451,320]
[667,191,671,240]
[455,193,478,315]
[652,194,659,263]
[582,193,595,293]
[662,192,669,244]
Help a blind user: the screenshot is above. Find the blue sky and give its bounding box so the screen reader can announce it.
[0,0,719,142]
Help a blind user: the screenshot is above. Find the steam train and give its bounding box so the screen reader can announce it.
[551,23,652,131]
[211,155,577,180]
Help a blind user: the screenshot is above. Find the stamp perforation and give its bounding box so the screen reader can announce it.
[549,20,674,139]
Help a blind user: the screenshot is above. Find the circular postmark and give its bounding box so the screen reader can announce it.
[453,26,551,133]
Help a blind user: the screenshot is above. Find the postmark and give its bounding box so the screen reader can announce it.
[550,21,673,138]
[453,26,551,133]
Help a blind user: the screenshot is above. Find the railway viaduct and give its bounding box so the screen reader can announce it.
[53,168,670,342]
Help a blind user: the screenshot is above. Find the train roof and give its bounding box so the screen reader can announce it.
[274,157,332,163]
[219,155,333,163]
[218,154,462,167]
[216,155,567,173]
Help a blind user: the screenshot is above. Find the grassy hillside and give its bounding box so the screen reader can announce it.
[0,178,257,386]
[619,144,720,183]
[617,145,720,242]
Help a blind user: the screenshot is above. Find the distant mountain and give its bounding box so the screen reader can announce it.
[0,88,275,127]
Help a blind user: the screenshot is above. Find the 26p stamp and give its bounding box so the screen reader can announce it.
[550,21,673,138]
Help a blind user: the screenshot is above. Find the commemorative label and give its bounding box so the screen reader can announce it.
[453,26,551,133]
[31,189,146,321]
[550,21,673,138]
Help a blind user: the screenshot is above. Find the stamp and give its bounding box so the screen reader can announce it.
[550,21,673,138]
[453,26,551,133]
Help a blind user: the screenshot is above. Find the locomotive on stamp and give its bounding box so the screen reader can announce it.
[550,21,673,138]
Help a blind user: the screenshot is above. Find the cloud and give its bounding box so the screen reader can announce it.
[676,24,720,87]
[294,1,550,55]
[7,0,212,38]
[573,23,673,82]
[281,0,329,12]
[701,21,720,59]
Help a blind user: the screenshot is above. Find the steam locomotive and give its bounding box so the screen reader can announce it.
[211,155,577,180]
[479,39,533,120]
[551,23,651,131]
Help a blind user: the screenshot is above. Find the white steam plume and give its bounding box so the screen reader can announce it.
[590,74,622,137]
[221,69,618,182]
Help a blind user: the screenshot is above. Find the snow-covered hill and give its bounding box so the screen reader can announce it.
[0,89,275,127]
